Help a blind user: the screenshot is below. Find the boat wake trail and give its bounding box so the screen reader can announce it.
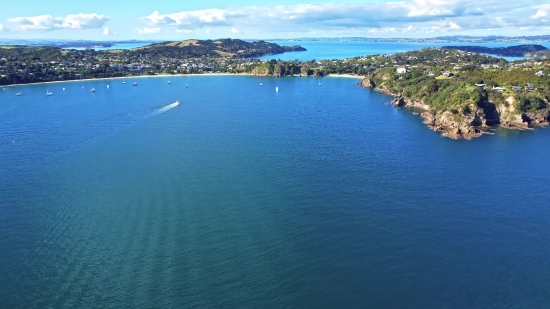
[152,101,180,116]
[0,101,181,151]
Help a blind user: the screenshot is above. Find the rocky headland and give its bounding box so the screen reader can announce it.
[357,77,550,139]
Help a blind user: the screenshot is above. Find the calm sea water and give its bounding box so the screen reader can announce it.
[66,42,154,51]
[1,76,550,308]
[261,41,550,61]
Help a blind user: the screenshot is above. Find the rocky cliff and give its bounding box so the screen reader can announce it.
[357,77,550,139]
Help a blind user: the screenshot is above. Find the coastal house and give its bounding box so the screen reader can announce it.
[396,67,407,74]
[442,71,454,77]
[492,86,505,92]
[475,83,486,87]
[535,71,544,77]
[511,86,523,91]
[525,83,534,91]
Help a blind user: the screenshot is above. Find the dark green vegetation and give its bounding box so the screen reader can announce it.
[443,44,548,57]
[362,48,550,136]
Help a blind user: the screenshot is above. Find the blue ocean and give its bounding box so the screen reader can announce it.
[262,41,550,61]
[1,74,550,308]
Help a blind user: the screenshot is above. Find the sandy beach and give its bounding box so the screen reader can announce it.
[2,73,362,88]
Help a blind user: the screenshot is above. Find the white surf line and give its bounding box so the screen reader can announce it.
[152,101,180,116]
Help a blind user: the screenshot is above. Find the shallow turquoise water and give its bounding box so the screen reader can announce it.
[1,76,549,308]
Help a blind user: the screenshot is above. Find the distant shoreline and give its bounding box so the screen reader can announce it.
[1,73,362,88]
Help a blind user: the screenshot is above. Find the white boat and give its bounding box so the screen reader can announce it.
[133,82,138,86]
[167,81,171,84]
[15,92,23,96]
[319,80,322,86]
[122,80,126,84]
[186,82,189,88]
[91,88,96,92]
[107,84,110,89]
[276,87,279,92]
[259,78,263,86]
[46,89,53,96]
[63,88,66,91]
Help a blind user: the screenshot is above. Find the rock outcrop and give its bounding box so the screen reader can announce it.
[357,77,550,139]
[356,78,376,89]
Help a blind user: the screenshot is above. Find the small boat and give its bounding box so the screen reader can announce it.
[186,83,189,89]
[259,78,263,86]
[319,80,322,86]
[91,88,96,92]
[276,87,279,92]
[107,84,110,89]
[133,82,138,86]
[63,88,66,91]
[167,81,172,84]
[15,92,23,96]
[46,89,53,96]
[122,80,126,84]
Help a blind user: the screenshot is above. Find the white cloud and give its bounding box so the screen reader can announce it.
[103,27,110,35]
[8,13,108,32]
[136,27,161,34]
[143,9,234,29]
[175,29,192,34]
[531,4,550,19]
[230,27,239,33]
[139,1,550,36]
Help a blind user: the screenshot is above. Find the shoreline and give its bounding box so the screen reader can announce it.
[2,73,363,88]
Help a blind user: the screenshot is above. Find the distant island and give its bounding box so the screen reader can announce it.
[271,35,550,44]
[443,44,549,57]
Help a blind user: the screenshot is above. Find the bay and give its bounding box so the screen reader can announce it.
[261,41,550,61]
[1,76,549,308]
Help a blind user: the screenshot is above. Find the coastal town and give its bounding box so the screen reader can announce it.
[0,42,548,84]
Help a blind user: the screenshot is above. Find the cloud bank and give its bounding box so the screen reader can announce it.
[8,13,109,32]
[139,0,550,36]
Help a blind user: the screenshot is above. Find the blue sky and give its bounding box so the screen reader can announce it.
[0,0,549,40]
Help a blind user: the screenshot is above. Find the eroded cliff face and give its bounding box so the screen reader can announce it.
[357,78,550,139]
[357,78,376,89]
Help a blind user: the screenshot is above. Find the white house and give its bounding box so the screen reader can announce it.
[535,71,545,77]
[396,67,407,74]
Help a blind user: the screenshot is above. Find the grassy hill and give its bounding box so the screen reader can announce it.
[140,39,306,58]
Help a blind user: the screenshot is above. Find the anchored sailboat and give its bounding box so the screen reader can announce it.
[46,89,53,96]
